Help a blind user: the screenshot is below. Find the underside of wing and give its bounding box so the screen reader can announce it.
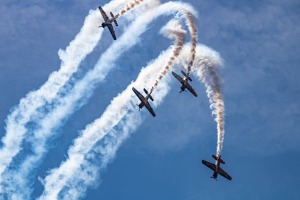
[108,24,117,40]
[186,84,198,97]
[218,167,232,181]
[145,104,156,117]
[132,87,144,102]
[172,72,183,83]
[98,6,109,21]
[202,160,216,171]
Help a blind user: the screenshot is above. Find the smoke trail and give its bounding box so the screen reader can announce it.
[184,10,197,75]
[39,19,184,199]
[0,0,128,189]
[116,0,145,18]
[176,44,225,156]
[41,50,174,200]
[115,0,197,76]
[0,0,152,198]
[1,1,197,199]
[200,63,224,156]
[150,20,186,94]
[44,44,222,200]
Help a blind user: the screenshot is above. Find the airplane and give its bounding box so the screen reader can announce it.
[132,87,156,117]
[202,154,232,181]
[98,6,118,40]
[172,70,198,97]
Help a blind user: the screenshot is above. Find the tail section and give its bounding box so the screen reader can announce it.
[181,70,192,82]
[212,155,225,164]
[144,88,154,101]
[110,12,118,26]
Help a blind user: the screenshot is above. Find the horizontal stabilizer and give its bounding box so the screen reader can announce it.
[212,155,225,164]
[144,88,154,101]
[110,12,118,26]
[144,88,149,94]
[181,70,192,82]
[148,95,154,101]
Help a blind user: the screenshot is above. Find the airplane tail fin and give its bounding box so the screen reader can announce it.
[181,70,192,82]
[212,155,225,164]
[144,88,154,101]
[110,12,118,26]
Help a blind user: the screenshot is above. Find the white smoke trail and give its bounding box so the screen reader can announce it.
[0,0,155,199]
[39,18,185,199]
[184,10,197,75]
[176,44,225,156]
[45,43,222,200]
[150,20,186,94]
[1,1,197,199]
[116,0,145,18]
[0,0,128,190]
[200,64,225,156]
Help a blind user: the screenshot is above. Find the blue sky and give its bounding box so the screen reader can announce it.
[0,0,300,199]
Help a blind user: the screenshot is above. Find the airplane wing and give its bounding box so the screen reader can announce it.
[186,83,198,97]
[107,24,117,40]
[132,87,144,102]
[172,71,184,84]
[218,166,232,181]
[145,103,156,117]
[202,160,216,171]
[98,6,109,21]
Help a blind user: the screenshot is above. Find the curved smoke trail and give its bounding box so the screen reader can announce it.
[0,1,197,199]
[150,20,186,93]
[200,64,224,156]
[50,44,222,200]
[176,45,225,156]
[116,0,145,17]
[184,10,197,75]
[0,0,128,189]
[39,19,186,200]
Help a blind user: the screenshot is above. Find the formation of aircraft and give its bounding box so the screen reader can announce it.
[97,5,231,181]
[132,87,156,117]
[172,70,198,97]
[98,6,118,40]
[202,154,232,181]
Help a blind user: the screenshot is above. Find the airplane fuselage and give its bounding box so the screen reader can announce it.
[211,156,224,180]
[180,78,189,91]
[212,160,221,179]
[138,100,147,109]
[140,95,151,108]
[106,18,115,24]
[101,20,113,27]
[212,171,218,179]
